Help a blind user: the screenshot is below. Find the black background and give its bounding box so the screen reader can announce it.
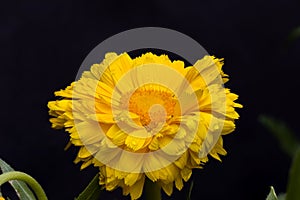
[1,0,300,199]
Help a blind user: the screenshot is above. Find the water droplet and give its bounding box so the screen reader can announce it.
[213,124,219,130]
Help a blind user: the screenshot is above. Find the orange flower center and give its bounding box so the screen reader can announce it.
[123,84,178,131]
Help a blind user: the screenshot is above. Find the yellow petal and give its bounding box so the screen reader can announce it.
[125,134,147,151]
[75,121,105,145]
[180,167,192,182]
[189,151,201,165]
[174,151,188,169]
[145,154,169,181]
[88,113,115,123]
[160,137,186,156]
[161,182,173,196]
[149,136,159,151]
[80,159,93,170]
[90,53,119,85]
[221,119,236,135]
[175,176,183,190]
[129,175,145,200]
[78,146,92,158]
[98,53,133,88]
[106,124,128,146]
[124,173,141,187]
[117,149,144,173]
[54,83,74,98]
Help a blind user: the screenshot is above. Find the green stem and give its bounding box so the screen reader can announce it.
[0,171,47,200]
[187,180,194,200]
[144,178,161,200]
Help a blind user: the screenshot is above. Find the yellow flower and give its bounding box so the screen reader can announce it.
[48,52,242,199]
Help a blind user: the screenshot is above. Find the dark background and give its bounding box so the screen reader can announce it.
[1,0,300,199]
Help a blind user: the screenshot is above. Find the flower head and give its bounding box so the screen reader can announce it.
[48,52,242,199]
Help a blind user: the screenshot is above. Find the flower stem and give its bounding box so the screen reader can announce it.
[144,178,161,200]
[0,171,47,200]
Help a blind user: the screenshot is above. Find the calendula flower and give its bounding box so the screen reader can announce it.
[48,52,242,199]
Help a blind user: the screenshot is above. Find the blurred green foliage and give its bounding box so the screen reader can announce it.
[260,115,300,200]
[287,27,300,45]
[259,115,299,157]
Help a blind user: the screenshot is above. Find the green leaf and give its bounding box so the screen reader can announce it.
[266,186,278,200]
[75,174,102,200]
[0,159,36,200]
[286,148,300,200]
[259,115,300,157]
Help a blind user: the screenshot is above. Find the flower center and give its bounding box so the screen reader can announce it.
[124,84,177,130]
